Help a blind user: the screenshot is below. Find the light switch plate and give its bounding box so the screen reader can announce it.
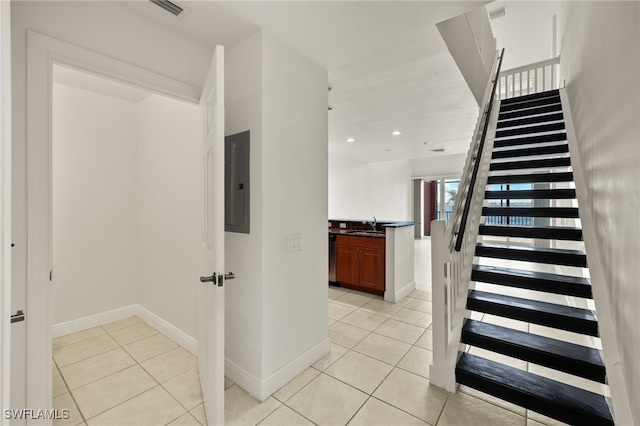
[287,233,303,252]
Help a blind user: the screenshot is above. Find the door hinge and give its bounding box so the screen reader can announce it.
[11,310,25,324]
[50,270,52,281]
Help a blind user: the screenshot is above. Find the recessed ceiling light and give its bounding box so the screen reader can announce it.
[346,138,355,143]
[392,130,401,136]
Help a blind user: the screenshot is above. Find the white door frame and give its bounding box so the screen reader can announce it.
[1,0,13,422]
[25,30,200,416]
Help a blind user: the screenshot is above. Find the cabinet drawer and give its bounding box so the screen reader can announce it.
[336,235,385,249]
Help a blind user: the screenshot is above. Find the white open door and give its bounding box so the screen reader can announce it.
[198,46,226,425]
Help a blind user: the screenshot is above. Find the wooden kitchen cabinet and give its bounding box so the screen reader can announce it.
[335,235,385,295]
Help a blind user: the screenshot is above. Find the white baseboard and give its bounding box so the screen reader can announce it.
[386,280,416,303]
[224,358,263,400]
[52,304,198,355]
[135,305,198,355]
[225,338,331,402]
[52,305,138,338]
[53,306,330,405]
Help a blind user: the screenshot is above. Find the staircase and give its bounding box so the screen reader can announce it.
[454,90,614,425]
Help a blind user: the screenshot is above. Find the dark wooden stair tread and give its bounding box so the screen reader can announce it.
[489,156,571,171]
[497,112,564,129]
[462,319,605,383]
[484,188,576,199]
[472,264,592,298]
[457,91,612,424]
[467,290,598,336]
[499,89,560,105]
[492,142,569,159]
[482,206,579,218]
[487,171,574,184]
[494,132,567,148]
[475,242,587,267]
[478,224,583,241]
[496,122,566,139]
[498,102,562,121]
[456,353,613,426]
[499,95,562,112]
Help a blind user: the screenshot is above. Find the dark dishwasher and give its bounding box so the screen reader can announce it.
[329,233,337,285]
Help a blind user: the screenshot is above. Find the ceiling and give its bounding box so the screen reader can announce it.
[114,0,495,164]
[57,1,499,164]
[54,2,559,164]
[489,1,559,70]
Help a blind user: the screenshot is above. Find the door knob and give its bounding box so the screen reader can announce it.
[200,272,235,286]
[200,274,216,284]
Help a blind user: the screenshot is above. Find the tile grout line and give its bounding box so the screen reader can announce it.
[280,292,431,425]
[327,287,535,426]
[53,319,158,367]
[117,323,194,424]
[57,319,196,425]
[68,322,160,424]
[54,361,87,426]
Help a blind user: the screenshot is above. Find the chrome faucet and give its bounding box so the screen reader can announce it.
[367,216,377,231]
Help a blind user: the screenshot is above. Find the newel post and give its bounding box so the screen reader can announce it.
[428,219,457,392]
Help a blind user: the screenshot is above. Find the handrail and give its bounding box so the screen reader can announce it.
[454,48,504,251]
[429,48,503,393]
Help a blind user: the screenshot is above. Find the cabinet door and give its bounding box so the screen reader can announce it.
[359,248,385,292]
[336,244,359,286]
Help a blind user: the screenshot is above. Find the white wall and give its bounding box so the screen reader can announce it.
[224,31,264,380]
[558,2,639,423]
[328,153,466,223]
[52,85,201,338]
[261,32,328,379]
[136,94,200,339]
[329,155,413,221]
[11,1,212,408]
[52,83,138,324]
[412,153,466,179]
[437,5,496,105]
[490,1,559,70]
[224,31,329,397]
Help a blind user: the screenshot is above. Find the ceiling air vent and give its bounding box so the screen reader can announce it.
[150,0,184,16]
[489,7,507,20]
[430,148,446,153]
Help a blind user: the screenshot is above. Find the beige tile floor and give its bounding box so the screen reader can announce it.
[52,239,583,426]
[52,315,205,426]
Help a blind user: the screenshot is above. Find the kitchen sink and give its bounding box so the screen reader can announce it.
[346,230,385,236]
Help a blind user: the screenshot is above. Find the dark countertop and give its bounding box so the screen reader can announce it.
[329,229,386,238]
[328,219,419,239]
[329,219,419,228]
[381,221,420,228]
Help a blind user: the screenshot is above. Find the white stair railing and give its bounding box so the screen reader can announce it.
[429,49,503,392]
[497,57,560,100]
